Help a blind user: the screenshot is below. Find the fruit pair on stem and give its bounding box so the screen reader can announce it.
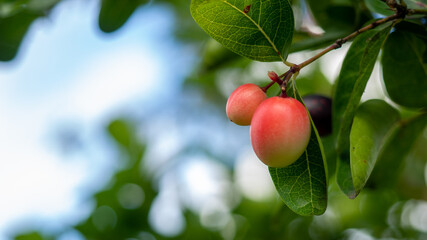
[226,73,311,168]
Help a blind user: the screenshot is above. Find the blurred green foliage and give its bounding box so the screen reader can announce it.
[98,0,148,33]
[6,0,427,239]
[0,0,59,60]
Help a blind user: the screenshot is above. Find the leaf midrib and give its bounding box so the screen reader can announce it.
[338,28,390,151]
[338,27,391,194]
[404,33,427,76]
[305,149,315,215]
[221,0,285,63]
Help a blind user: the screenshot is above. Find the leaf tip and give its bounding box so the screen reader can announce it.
[348,191,360,199]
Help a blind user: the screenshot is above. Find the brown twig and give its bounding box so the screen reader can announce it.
[296,13,401,70]
[408,8,427,15]
[272,1,426,96]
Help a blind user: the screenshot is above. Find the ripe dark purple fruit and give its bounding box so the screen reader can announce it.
[250,96,311,168]
[302,95,332,136]
[226,83,267,126]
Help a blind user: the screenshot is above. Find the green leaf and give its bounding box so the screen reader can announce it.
[349,100,400,194]
[269,82,328,216]
[382,27,427,108]
[98,0,148,33]
[304,0,334,29]
[27,0,60,12]
[0,1,29,18]
[0,0,59,17]
[370,113,427,188]
[13,231,52,240]
[291,30,349,53]
[332,23,393,198]
[190,0,294,62]
[305,1,362,31]
[0,11,39,61]
[406,0,427,10]
[295,63,332,97]
[299,1,372,53]
[107,119,136,148]
[395,21,427,40]
[199,39,241,73]
[364,0,394,16]
[106,119,146,168]
[0,0,61,61]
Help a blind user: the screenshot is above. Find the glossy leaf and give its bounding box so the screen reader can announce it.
[269,81,327,216]
[98,0,148,33]
[333,23,393,198]
[370,113,427,188]
[349,100,400,194]
[190,0,294,62]
[382,28,427,108]
[364,0,394,16]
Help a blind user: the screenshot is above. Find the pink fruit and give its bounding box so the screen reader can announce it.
[226,83,267,126]
[250,96,311,168]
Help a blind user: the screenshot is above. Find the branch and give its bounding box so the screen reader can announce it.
[408,8,427,15]
[272,2,426,96]
[296,13,401,70]
[381,0,398,9]
[279,0,427,75]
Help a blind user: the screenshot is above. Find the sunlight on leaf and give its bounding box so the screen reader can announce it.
[191,0,294,62]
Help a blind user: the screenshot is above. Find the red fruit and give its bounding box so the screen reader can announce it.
[226,83,267,126]
[250,96,311,168]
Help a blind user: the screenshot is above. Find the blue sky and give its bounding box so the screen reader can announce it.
[0,0,178,238]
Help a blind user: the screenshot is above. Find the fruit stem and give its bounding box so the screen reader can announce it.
[280,88,287,97]
[261,81,275,92]
[262,71,284,92]
[280,71,293,98]
[268,71,284,85]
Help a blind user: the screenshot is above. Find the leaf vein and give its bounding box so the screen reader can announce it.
[305,149,315,215]
[221,0,284,62]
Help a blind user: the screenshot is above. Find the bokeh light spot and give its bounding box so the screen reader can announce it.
[91,205,117,232]
[117,183,145,210]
